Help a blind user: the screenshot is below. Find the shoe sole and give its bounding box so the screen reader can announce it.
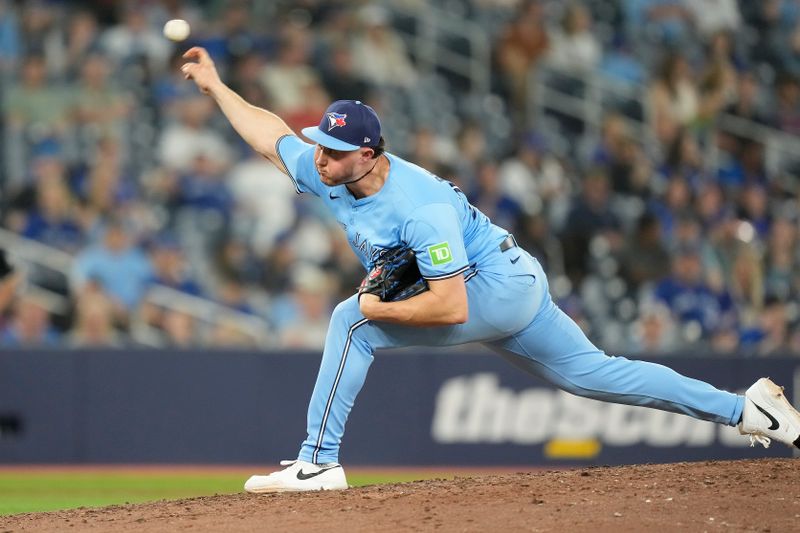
[245,485,348,494]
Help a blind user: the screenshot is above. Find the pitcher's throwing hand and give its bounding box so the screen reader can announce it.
[181,47,221,95]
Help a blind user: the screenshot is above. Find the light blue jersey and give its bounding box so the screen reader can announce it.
[278,135,507,278]
[276,134,744,465]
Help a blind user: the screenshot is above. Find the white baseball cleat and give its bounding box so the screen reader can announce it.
[738,377,800,449]
[244,460,348,493]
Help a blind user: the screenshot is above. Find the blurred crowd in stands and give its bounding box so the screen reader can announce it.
[1,0,800,356]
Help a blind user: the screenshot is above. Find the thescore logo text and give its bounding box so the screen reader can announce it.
[431,373,747,447]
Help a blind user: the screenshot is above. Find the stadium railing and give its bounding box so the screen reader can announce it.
[0,229,273,348]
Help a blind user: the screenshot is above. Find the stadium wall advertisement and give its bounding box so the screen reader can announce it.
[0,350,797,465]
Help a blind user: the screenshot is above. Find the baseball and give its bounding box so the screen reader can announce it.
[163,19,190,42]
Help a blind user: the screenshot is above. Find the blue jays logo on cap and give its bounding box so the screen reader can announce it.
[327,112,347,131]
[302,100,381,151]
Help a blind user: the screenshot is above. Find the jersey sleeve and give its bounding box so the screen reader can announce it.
[275,135,324,196]
[401,203,469,280]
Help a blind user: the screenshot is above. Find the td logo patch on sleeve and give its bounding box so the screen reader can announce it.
[428,242,453,266]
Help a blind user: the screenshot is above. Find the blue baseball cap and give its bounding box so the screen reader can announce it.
[301,100,381,151]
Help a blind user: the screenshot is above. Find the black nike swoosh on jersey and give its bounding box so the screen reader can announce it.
[753,402,780,430]
[510,256,521,264]
[296,465,339,480]
[329,192,340,199]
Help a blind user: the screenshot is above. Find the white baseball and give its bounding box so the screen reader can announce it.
[163,19,190,42]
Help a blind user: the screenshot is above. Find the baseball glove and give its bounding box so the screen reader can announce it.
[359,247,429,302]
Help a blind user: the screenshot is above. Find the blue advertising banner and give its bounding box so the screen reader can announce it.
[0,349,797,465]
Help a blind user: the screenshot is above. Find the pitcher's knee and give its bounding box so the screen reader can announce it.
[555,355,639,398]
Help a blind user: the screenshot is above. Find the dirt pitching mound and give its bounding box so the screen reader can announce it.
[2,458,797,532]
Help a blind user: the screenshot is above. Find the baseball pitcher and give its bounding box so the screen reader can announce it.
[180,47,800,493]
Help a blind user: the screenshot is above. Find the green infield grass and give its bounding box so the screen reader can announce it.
[0,469,456,516]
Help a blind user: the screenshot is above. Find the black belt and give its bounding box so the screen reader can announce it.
[499,234,518,252]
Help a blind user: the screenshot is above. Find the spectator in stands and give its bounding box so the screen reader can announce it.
[653,244,736,338]
[593,116,653,197]
[259,25,321,114]
[210,0,275,67]
[74,137,136,226]
[467,160,522,234]
[273,264,335,349]
[215,278,255,316]
[684,1,741,42]
[0,291,60,347]
[745,1,786,72]
[453,122,490,192]
[320,44,369,102]
[350,5,417,89]
[494,0,549,118]
[718,71,770,158]
[561,168,624,284]
[71,52,132,159]
[213,237,264,287]
[598,34,646,86]
[499,131,569,221]
[281,79,330,133]
[0,0,20,77]
[724,70,769,126]
[649,175,693,244]
[327,231,366,304]
[647,52,699,148]
[740,296,791,357]
[763,215,798,301]
[100,4,171,77]
[228,147,298,257]
[152,48,201,121]
[693,182,726,236]
[226,56,270,119]
[67,283,125,347]
[627,302,679,354]
[728,242,765,329]
[157,93,232,174]
[146,234,202,297]
[781,19,800,77]
[515,213,565,277]
[770,73,800,135]
[57,9,101,81]
[3,54,72,185]
[20,171,84,253]
[208,318,260,348]
[546,3,601,74]
[406,127,459,180]
[696,54,738,131]
[70,217,153,319]
[623,0,692,46]
[738,183,771,239]
[160,308,196,348]
[18,1,62,69]
[703,209,741,276]
[619,212,671,290]
[170,153,234,221]
[592,113,627,165]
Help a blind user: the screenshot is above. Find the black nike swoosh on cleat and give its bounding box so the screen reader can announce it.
[296,465,339,481]
[753,402,780,431]
[510,256,520,264]
[329,192,340,200]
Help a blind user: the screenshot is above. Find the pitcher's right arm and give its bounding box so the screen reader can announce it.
[181,47,294,173]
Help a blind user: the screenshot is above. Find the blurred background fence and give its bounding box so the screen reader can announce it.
[2,349,797,465]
